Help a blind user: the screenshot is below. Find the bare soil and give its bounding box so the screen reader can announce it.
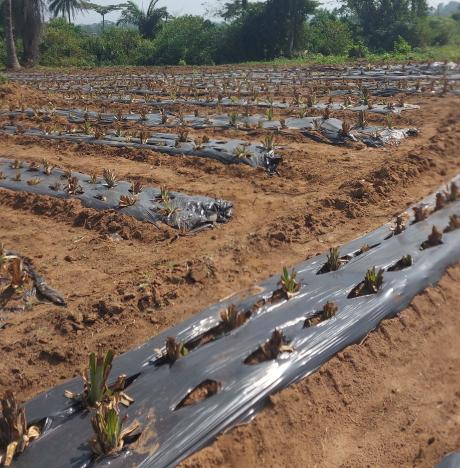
[183,262,460,468]
[0,76,459,465]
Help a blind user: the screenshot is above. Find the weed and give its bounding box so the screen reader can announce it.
[103,169,118,189]
[0,391,40,466]
[0,172,5,180]
[139,108,148,121]
[49,182,61,192]
[11,173,21,182]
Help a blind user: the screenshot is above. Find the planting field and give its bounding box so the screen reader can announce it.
[0,62,460,467]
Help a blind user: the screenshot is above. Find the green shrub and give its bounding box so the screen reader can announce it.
[348,40,369,58]
[40,18,94,67]
[149,16,219,65]
[393,35,412,53]
[305,17,353,56]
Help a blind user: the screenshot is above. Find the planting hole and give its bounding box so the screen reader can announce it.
[348,267,384,298]
[388,255,413,272]
[155,306,252,367]
[304,302,338,328]
[175,379,220,409]
[244,329,293,365]
[420,226,443,250]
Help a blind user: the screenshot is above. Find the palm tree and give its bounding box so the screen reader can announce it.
[117,0,168,38]
[3,0,21,70]
[14,0,45,65]
[83,2,125,31]
[48,0,86,23]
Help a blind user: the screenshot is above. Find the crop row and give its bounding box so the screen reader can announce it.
[3,178,459,467]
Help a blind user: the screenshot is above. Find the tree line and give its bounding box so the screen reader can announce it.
[1,0,460,69]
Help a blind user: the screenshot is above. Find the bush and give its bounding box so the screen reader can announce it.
[149,16,219,65]
[305,17,353,55]
[393,35,412,53]
[410,16,460,47]
[348,40,369,58]
[85,27,151,66]
[40,19,94,67]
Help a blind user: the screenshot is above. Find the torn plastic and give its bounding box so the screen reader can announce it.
[302,117,418,147]
[0,250,66,311]
[0,158,233,231]
[11,176,460,467]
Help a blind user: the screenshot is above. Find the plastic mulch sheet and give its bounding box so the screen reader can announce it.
[12,176,460,467]
[0,158,233,231]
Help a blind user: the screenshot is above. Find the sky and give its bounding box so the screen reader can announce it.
[73,0,445,24]
[75,0,212,24]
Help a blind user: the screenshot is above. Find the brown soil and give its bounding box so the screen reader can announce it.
[182,262,460,468]
[0,75,459,464]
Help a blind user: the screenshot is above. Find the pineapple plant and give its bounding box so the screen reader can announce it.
[279,267,300,298]
[0,391,40,466]
[65,351,133,408]
[89,401,139,458]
